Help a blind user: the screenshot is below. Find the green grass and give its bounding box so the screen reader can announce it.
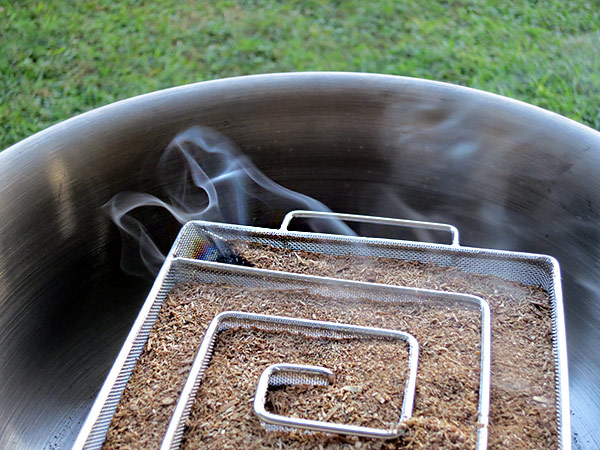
[1,0,599,149]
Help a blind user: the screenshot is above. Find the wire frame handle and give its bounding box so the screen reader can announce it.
[280,210,460,246]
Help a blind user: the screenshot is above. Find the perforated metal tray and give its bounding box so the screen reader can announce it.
[74,210,568,450]
[161,311,421,449]
[170,210,569,449]
[74,258,491,449]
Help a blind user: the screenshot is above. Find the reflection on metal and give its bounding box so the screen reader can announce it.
[46,157,78,239]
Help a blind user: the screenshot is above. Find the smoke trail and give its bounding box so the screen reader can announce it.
[104,126,352,276]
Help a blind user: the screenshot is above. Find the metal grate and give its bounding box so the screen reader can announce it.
[75,257,491,449]
[74,211,568,450]
[170,211,568,450]
[161,311,419,449]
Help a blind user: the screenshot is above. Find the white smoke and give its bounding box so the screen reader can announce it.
[104,126,353,276]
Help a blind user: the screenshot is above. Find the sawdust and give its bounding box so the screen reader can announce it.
[230,241,559,449]
[102,241,557,449]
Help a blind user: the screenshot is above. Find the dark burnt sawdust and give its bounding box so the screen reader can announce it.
[102,241,557,450]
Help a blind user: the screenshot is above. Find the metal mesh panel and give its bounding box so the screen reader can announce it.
[174,222,557,292]
[77,218,567,450]
[170,220,567,449]
[268,368,332,388]
[79,257,490,450]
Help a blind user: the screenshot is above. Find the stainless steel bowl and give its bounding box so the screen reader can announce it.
[1,72,599,449]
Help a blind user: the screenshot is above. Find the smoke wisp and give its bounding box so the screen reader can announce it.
[104,126,352,277]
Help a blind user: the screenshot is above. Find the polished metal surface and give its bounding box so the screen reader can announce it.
[1,72,599,449]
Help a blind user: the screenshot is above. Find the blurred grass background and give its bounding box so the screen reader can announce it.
[1,0,599,150]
